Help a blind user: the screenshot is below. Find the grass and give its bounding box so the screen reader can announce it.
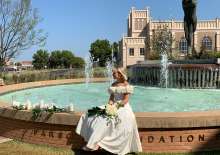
[0,140,72,155]
[1,140,220,155]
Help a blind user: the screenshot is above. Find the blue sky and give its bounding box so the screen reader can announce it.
[16,0,220,61]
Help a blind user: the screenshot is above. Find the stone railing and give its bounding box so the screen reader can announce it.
[150,19,220,30]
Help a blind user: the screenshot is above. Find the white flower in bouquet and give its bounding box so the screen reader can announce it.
[106,104,118,117]
[115,100,124,109]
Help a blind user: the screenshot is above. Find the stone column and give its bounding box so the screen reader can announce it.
[171,31,176,58]
[146,30,153,59]
[193,31,198,53]
[122,37,127,68]
[216,31,220,51]
[131,7,135,37]
[171,31,175,49]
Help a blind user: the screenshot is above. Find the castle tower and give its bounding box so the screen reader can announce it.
[127,7,150,37]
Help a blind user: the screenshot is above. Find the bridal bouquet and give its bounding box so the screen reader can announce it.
[87,101,124,126]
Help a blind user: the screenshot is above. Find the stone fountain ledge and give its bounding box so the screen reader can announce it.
[1,107,220,129]
[0,78,107,95]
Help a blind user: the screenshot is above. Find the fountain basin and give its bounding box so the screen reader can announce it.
[2,81,220,112]
[1,79,220,153]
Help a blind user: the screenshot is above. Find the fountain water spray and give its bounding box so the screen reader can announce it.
[105,47,116,85]
[105,59,114,85]
[84,53,94,87]
[160,53,169,88]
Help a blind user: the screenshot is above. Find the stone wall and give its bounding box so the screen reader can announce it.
[1,108,220,152]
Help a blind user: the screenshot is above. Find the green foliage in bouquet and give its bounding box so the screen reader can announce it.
[87,106,106,117]
[87,102,124,127]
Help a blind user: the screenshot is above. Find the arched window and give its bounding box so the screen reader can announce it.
[202,36,212,50]
[179,37,187,53]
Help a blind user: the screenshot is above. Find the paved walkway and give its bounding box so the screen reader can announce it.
[0,136,12,144]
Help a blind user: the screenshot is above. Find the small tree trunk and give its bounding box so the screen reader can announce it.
[0,59,5,68]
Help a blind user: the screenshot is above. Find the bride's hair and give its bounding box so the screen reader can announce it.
[113,67,127,82]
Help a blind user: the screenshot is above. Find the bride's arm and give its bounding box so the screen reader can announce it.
[121,93,129,105]
[108,94,114,105]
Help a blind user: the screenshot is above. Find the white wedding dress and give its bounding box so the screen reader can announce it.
[75,85,142,155]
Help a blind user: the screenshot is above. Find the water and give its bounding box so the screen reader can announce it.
[1,83,220,112]
[105,47,115,85]
[160,53,169,88]
[105,59,114,85]
[84,54,93,87]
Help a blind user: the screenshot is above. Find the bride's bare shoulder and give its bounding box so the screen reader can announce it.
[111,81,118,87]
[112,81,129,87]
[124,81,129,86]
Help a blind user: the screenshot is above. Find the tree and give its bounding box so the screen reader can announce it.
[48,50,84,69]
[71,57,85,68]
[151,25,174,59]
[32,50,49,69]
[112,42,119,62]
[15,62,22,66]
[60,50,75,68]
[89,39,112,67]
[48,50,62,68]
[196,44,212,59]
[0,0,47,67]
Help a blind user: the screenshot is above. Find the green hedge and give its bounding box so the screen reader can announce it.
[0,68,107,85]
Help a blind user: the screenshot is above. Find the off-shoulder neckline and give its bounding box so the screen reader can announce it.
[108,85,134,94]
[110,84,131,88]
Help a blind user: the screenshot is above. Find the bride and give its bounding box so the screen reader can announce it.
[75,68,142,155]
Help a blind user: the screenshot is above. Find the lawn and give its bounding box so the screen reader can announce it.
[0,140,220,155]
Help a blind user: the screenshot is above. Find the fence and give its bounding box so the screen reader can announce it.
[128,64,220,88]
[0,68,106,85]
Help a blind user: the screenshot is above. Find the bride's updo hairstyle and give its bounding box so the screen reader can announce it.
[116,68,127,82]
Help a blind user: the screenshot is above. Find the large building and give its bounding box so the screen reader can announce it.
[119,7,220,68]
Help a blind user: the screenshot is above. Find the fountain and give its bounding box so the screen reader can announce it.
[84,53,94,87]
[105,59,114,85]
[160,53,169,88]
[104,47,116,85]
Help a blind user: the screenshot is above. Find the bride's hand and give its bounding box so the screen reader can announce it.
[108,100,113,105]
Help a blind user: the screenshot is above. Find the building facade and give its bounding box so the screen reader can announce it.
[120,7,220,68]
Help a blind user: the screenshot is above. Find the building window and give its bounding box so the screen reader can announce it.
[129,48,134,56]
[179,37,187,53]
[140,48,145,56]
[202,36,212,50]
